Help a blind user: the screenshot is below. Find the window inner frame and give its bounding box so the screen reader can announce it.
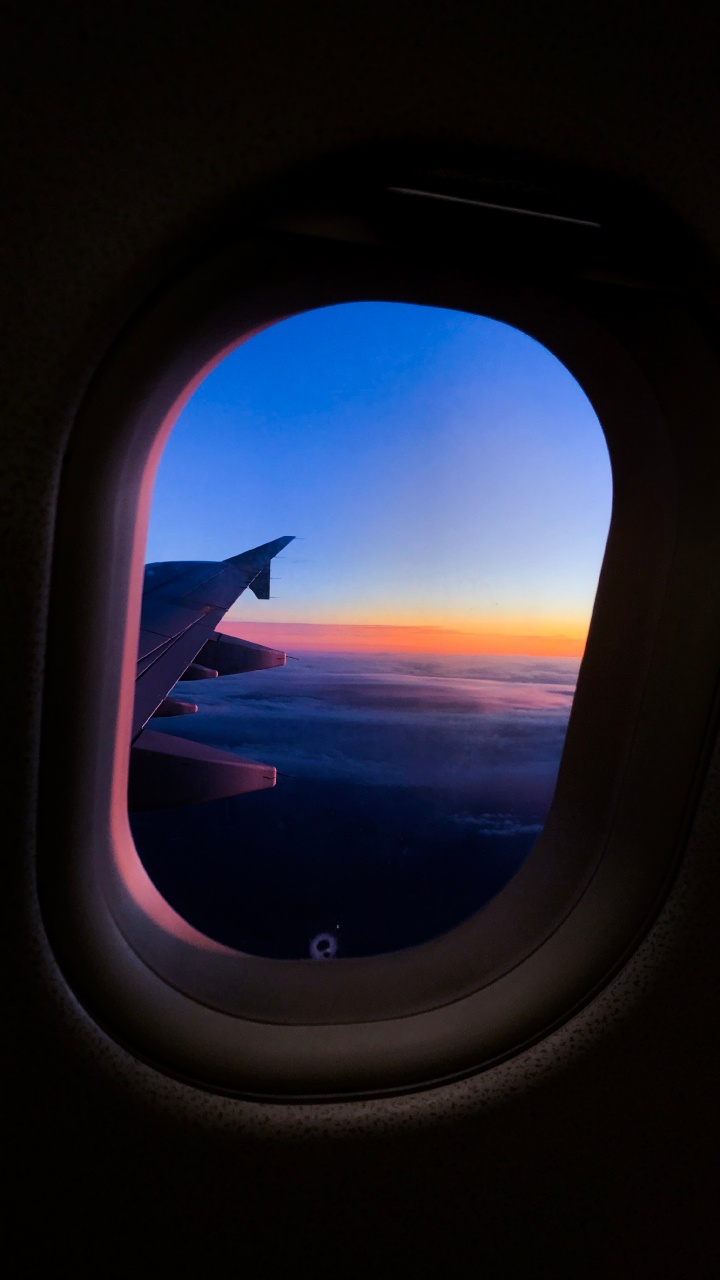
[38,217,720,1099]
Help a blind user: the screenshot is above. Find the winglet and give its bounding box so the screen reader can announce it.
[223,536,294,599]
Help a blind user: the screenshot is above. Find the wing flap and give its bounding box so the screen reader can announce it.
[197,632,287,674]
[129,729,276,811]
[151,697,198,717]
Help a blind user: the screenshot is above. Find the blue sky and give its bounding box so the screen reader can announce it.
[146,302,612,647]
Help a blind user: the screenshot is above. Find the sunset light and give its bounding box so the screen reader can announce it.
[220,619,589,659]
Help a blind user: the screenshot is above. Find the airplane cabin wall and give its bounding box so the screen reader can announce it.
[3,4,720,1275]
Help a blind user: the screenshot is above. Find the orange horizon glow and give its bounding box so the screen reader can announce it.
[220,619,588,658]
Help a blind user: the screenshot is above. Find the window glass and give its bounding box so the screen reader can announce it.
[130,302,611,958]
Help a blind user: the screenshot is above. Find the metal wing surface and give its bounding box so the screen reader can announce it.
[128,536,293,811]
[132,535,294,739]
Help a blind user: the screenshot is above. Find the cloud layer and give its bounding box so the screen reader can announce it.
[133,651,577,957]
[161,651,576,798]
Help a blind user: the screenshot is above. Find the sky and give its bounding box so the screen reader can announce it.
[145,302,612,657]
[135,302,611,954]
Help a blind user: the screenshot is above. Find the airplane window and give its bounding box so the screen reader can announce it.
[128,301,612,959]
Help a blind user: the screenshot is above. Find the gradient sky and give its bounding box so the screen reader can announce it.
[146,302,612,654]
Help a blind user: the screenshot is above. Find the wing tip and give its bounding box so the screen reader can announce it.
[224,535,295,567]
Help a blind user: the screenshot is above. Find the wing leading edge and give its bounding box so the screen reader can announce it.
[129,536,293,810]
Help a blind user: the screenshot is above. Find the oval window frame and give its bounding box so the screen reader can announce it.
[38,212,720,1099]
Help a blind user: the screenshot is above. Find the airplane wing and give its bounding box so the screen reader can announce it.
[129,535,294,810]
[133,535,294,738]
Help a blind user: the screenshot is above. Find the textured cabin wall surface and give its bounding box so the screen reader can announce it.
[2,4,719,1275]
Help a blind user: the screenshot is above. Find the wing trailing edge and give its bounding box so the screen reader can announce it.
[129,730,276,811]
